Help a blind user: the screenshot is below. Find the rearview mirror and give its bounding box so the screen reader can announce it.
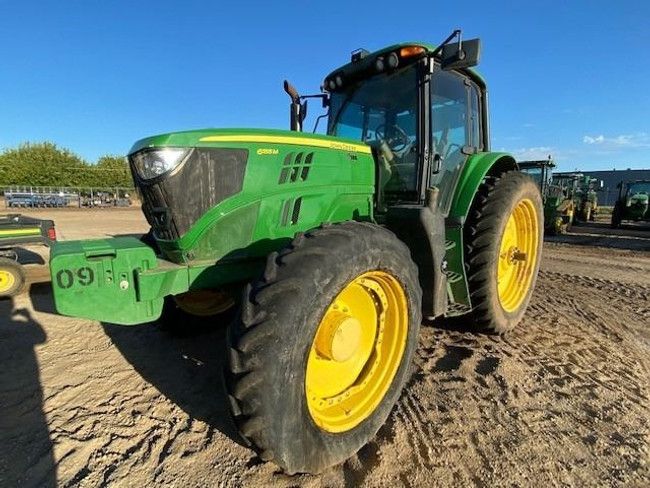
[441,38,481,70]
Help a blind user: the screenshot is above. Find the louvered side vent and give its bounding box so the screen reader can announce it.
[278,152,314,184]
[279,197,303,227]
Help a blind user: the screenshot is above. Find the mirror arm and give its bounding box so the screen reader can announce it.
[431,29,462,57]
[299,93,330,108]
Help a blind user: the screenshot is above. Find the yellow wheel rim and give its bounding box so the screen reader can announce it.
[305,271,408,433]
[173,289,235,317]
[497,198,539,313]
[0,269,16,294]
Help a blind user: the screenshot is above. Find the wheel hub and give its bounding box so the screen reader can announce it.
[305,271,408,433]
[497,198,539,313]
[0,270,15,293]
[314,311,362,362]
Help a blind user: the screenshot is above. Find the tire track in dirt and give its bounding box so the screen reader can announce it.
[2,215,649,488]
[329,267,650,487]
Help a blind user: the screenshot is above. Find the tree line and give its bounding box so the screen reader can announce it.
[0,142,134,188]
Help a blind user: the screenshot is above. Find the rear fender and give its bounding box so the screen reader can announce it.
[443,152,517,313]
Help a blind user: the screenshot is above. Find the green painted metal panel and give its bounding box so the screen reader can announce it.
[448,152,516,220]
[143,130,375,263]
[50,129,376,325]
[50,237,163,325]
[443,225,471,312]
[442,151,517,314]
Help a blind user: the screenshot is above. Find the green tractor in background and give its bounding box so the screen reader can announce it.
[49,32,543,473]
[519,159,574,235]
[611,180,650,228]
[572,174,602,223]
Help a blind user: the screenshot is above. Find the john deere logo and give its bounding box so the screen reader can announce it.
[257,148,279,155]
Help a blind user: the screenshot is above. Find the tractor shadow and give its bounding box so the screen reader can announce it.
[0,294,56,487]
[100,316,246,448]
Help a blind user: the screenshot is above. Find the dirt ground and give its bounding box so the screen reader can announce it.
[1,208,649,487]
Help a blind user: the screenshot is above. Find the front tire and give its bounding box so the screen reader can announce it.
[158,289,238,333]
[464,171,543,334]
[226,222,422,473]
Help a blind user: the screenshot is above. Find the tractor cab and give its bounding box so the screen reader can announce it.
[518,158,555,198]
[612,180,650,227]
[620,180,650,199]
[323,36,484,214]
[288,31,485,215]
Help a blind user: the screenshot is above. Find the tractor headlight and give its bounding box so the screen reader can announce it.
[130,148,190,180]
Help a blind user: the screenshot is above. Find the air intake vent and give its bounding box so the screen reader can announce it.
[278,152,314,184]
[279,197,303,227]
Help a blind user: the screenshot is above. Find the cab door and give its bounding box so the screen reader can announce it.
[428,68,483,215]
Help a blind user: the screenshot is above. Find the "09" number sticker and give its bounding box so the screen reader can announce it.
[55,267,95,289]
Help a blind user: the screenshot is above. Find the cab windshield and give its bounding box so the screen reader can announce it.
[520,165,552,193]
[628,182,650,195]
[327,65,419,197]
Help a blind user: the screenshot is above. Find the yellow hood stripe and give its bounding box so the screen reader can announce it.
[198,134,372,154]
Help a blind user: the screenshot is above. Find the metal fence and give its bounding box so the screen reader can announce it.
[1,186,137,209]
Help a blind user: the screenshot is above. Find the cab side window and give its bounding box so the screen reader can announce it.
[431,70,468,160]
[430,70,469,214]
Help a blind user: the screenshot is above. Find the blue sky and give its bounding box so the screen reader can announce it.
[1,0,648,171]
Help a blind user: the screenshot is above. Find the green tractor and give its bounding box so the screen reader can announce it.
[49,32,543,473]
[611,179,650,228]
[573,174,602,223]
[519,159,574,234]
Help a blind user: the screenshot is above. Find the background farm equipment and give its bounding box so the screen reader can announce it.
[6,192,69,208]
[611,180,650,228]
[572,175,603,223]
[519,159,574,234]
[0,213,56,296]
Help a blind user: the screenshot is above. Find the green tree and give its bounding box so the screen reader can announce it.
[0,142,90,187]
[93,155,133,187]
[0,142,134,188]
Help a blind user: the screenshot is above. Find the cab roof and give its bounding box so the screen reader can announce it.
[324,41,486,91]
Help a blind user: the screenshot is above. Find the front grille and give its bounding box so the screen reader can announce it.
[135,148,248,240]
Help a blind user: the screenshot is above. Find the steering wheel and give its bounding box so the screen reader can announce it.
[375,124,410,152]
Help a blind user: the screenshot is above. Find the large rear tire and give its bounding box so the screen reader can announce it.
[226,222,422,473]
[0,258,26,298]
[464,171,543,334]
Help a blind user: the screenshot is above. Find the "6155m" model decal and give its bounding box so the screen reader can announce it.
[55,267,95,289]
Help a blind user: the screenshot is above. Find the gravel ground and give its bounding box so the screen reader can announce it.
[1,208,648,487]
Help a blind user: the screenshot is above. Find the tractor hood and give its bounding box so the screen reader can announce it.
[127,128,375,255]
[128,128,371,156]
